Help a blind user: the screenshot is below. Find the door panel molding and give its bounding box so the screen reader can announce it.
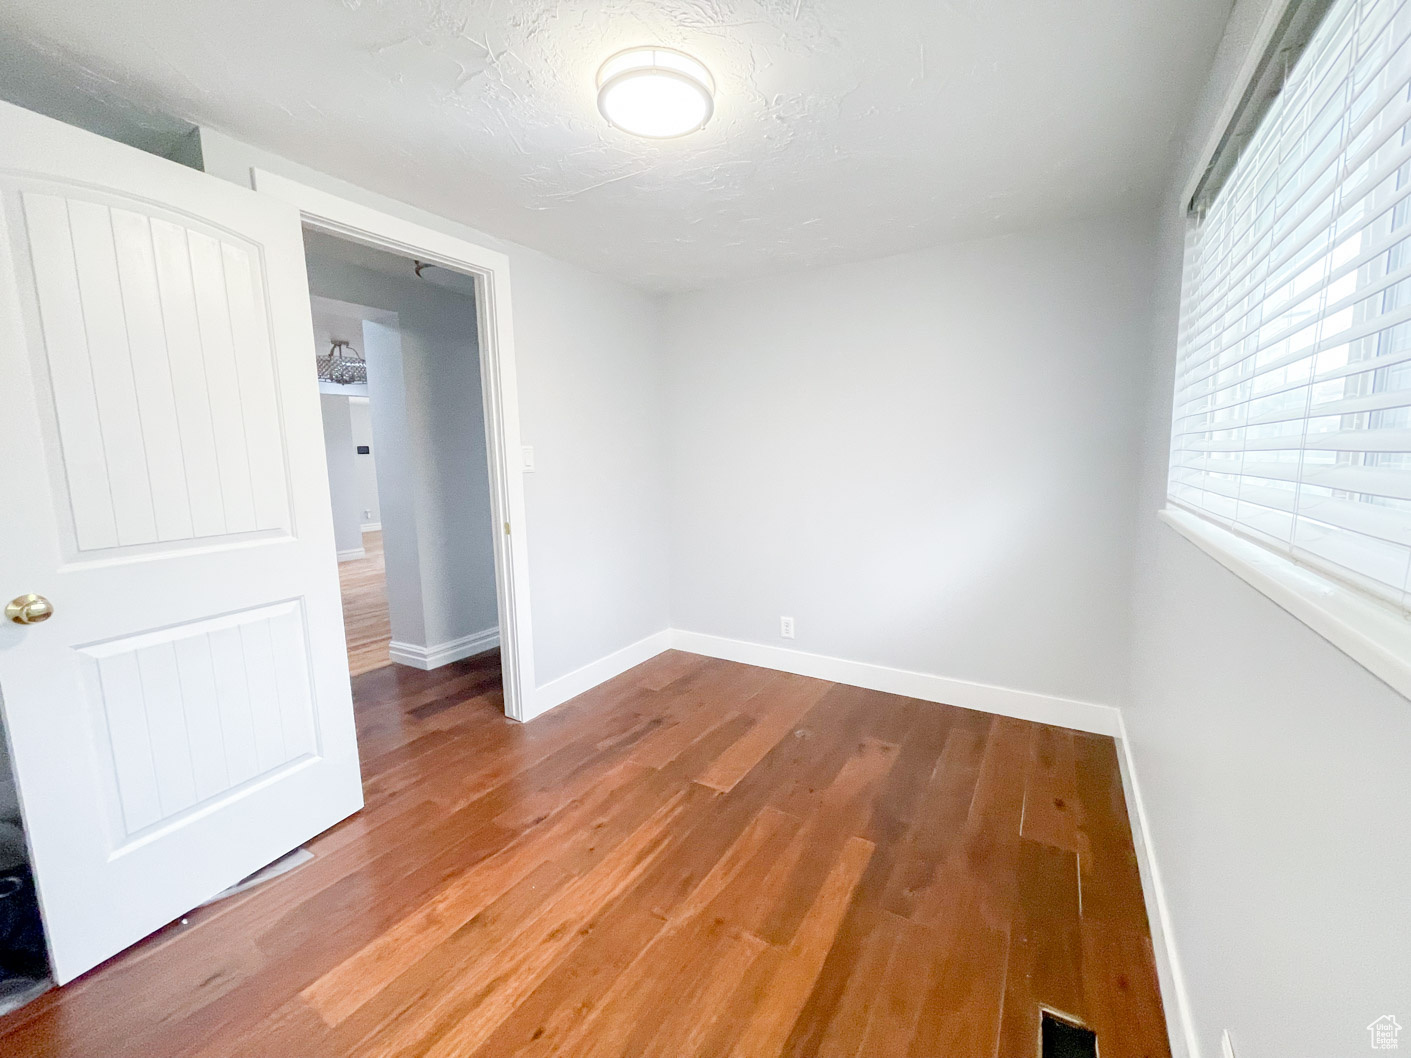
[77,598,321,847]
[11,182,296,560]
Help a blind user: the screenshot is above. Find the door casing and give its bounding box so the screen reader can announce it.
[250,170,536,721]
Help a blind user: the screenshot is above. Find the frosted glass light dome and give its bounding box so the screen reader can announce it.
[596,47,715,139]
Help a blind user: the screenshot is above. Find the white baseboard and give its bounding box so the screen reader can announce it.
[361,521,381,533]
[336,547,366,562]
[1115,711,1200,1058]
[521,627,1121,735]
[667,629,1122,736]
[389,627,499,670]
[527,629,673,721]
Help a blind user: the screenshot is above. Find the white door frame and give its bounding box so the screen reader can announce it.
[249,170,534,721]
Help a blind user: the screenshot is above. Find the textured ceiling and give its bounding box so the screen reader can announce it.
[0,0,1233,292]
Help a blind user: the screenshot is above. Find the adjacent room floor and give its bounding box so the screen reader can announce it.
[340,530,393,676]
[0,650,1169,1057]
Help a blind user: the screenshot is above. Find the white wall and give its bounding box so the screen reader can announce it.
[318,393,364,557]
[358,316,427,647]
[349,399,380,529]
[1126,3,1411,1056]
[662,217,1153,707]
[512,250,671,684]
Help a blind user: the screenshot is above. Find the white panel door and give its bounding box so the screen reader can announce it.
[0,101,362,983]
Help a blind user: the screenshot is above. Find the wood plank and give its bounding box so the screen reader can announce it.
[301,759,654,1025]
[329,859,577,1055]
[1080,919,1172,1058]
[726,834,875,1057]
[640,925,768,1057]
[1021,724,1081,853]
[996,838,1085,1058]
[462,807,797,1058]
[749,735,899,945]
[775,702,966,1058]
[1074,733,1151,932]
[810,906,901,1058]
[631,648,709,691]
[697,671,834,791]
[459,903,668,1058]
[913,715,1030,931]
[856,916,939,1057]
[882,719,987,919]
[557,910,752,1058]
[906,895,1007,1058]
[626,658,773,769]
[406,789,698,1058]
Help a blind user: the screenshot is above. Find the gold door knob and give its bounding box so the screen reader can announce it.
[5,594,53,624]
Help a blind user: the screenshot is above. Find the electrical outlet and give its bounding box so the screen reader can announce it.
[1221,1029,1236,1058]
[363,509,372,520]
[780,616,795,639]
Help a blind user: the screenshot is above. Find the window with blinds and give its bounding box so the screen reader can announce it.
[1170,0,1411,610]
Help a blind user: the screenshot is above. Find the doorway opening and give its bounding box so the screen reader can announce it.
[250,168,534,721]
[302,231,505,705]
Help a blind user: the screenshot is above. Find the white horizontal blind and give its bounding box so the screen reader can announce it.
[1171,0,1411,609]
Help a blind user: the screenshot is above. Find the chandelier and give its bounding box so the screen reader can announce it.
[317,339,367,385]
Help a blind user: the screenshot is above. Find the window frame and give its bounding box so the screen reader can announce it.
[1162,0,1411,700]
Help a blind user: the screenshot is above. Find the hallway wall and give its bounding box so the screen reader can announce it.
[303,240,498,657]
[350,399,381,529]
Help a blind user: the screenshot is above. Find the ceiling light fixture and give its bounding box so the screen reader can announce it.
[596,46,715,139]
[316,339,366,386]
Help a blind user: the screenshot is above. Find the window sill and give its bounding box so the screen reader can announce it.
[1158,506,1411,702]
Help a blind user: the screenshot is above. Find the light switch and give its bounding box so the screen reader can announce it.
[522,445,536,472]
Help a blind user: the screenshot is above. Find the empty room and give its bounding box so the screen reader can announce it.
[0,0,1405,1056]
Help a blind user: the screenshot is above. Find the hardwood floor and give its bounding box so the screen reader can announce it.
[340,530,393,676]
[0,650,1170,1057]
